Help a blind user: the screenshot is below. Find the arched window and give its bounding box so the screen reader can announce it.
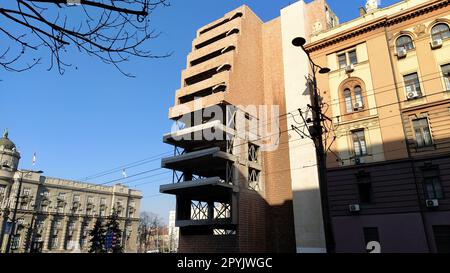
[341,82,366,114]
[431,23,450,42]
[344,89,353,113]
[396,35,414,53]
[354,86,363,108]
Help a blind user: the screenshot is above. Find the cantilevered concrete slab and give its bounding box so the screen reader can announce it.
[163,120,235,149]
[176,218,235,229]
[160,176,237,202]
[161,147,235,175]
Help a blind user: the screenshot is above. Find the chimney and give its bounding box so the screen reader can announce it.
[359,7,367,16]
[365,0,379,13]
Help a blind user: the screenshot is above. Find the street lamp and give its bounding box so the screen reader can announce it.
[2,168,43,253]
[292,37,335,253]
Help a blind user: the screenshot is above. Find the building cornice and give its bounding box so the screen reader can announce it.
[305,0,449,53]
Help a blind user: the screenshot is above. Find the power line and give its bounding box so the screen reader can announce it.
[79,151,172,181]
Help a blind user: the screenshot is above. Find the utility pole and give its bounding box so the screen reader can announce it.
[292,37,336,253]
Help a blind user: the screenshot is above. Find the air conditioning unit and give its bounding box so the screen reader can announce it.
[426,199,439,208]
[349,204,361,212]
[345,64,354,74]
[406,90,420,100]
[397,48,407,59]
[431,39,443,49]
[354,102,364,111]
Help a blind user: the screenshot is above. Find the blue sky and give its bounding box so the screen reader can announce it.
[0,0,400,223]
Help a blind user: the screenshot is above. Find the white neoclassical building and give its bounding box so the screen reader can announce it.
[0,130,142,253]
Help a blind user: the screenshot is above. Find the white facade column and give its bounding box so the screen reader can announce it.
[42,216,53,251]
[280,1,327,253]
[59,217,68,251]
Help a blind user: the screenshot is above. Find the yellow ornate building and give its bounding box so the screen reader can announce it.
[306,0,450,252]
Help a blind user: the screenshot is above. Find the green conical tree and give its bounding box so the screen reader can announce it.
[89,218,106,253]
[105,210,123,253]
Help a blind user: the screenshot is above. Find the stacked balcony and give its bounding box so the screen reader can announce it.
[161,10,245,234]
[169,11,242,119]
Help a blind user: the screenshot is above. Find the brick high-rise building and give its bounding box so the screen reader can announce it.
[159,1,339,253]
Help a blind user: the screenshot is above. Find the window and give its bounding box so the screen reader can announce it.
[11,235,21,250]
[404,73,422,99]
[396,35,414,53]
[433,226,450,253]
[338,54,347,68]
[99,207,106,217]
[57,192,66,201]
[352,130,368,157]
[354,86,363,108]
[423,167,443,200]
[80,238,87,248]
[36,220,44,229]
[363,227,380,250]
[442,64,450,90]
[42,191,50,198]
[87,196,94,204]
[23,188,31,196]
[337,49,358,68]
[100,198,107,205]
[412,118,433,148]
[73,195,80,203]
[57,206,64,214]
[348,50,358,65]
[431,23,450,42]
[425,177,443,200]
[344,89,353,113]
[41,203,48,212]
[68,222,76,232]
[342,84,365,114]
[53,220,61,229]
[51,237,59,249]
[357,172,372,204]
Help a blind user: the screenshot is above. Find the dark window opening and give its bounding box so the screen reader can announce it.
[363,227,380,248]
[185,67,219,86]
[433,226,450,253]
[199,12,243,35]
[179,85,227,104]
[190,46,235,67]
[423,167,443,200]
[357,172,372,204]
[195,29,240,50]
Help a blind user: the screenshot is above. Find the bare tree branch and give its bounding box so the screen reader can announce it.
[0,0,170,76]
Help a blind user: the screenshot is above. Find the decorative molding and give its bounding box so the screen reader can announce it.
[305,0,449,52]
[413,24,427,37]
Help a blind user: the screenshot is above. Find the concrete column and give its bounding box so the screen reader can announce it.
[74,217,83,252]
[0,215,6,252]
[59,217,68,251]
[42,216,53,251]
